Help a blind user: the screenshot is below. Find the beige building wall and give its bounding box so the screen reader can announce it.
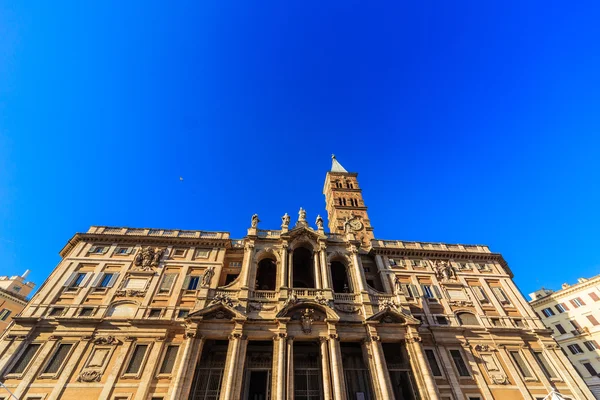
[530,275,600,398]
[0,273,35,333]
[0,158,591,400]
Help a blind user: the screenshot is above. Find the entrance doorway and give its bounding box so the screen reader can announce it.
[247,370,269,400]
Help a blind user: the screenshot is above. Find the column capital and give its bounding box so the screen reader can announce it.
[329,333,340,341]
[318,336,329,343]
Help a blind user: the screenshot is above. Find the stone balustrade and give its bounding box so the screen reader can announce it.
[88,226,230,239]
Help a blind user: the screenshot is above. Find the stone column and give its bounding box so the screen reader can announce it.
[272,334,287,400]
[374,254,392,293]
[405,337,440,400]
[48,339,92,400]
[366,336,394,400]
[350,248,367,292]
[134,340,166,400]
[319,337,333,400]
[328,335,347,400]
[168,334,203,400]
[314,251,322,289]
[220,333,246,400]
[279,244,288,289]
[13,339,60,398]
[286,336,294,399]
[99,339,135,400]
[240,242,255,288]
[288,250,294,288]
[320,248,331,289]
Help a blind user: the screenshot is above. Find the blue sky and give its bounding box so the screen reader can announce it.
[0,1,599,296]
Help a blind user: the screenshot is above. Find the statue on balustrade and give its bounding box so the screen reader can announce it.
[281,213,290,229]
[202,266,215,286]
[316,215,324,229]
[251,214,260,228]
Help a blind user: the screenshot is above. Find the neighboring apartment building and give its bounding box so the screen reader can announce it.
[0,271,35,333]
[530,275,600,398]
[0,156,593,400]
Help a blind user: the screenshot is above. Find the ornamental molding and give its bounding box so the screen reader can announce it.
[448,300,474,307]
[490,373,509,385]
[115,289,146,298]
[93,336,120,345]
[77,370,102,382]
[334,304,360,314]
[474,344,496,352]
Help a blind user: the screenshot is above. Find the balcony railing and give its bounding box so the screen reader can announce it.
[333,293,359,303]
[249,290,277,300]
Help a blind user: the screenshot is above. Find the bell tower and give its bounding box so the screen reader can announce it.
[323,155,374,246]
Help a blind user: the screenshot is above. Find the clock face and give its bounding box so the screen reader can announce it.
[348,219,363,231]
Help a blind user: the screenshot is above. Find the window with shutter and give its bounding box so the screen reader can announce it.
[456,312,480,326]
[43,343,73,374]
[473,287,489,303]
[492,287,509,304]
[9,344,41,374]
[587,315,599,326]
[98,273,114,288]
[567,344,583,354]
[159,345,179,374]
[510,351,534,378]
[159,274,177,294]
[555,304,566,313]
[432,286,442,299]
[125,344,148,374]
[583,362,597,376]
[583,341,598,351]
[422,285,434,299]
[589,292,600,302]
[0,309,12,321]
[555,324,566,334]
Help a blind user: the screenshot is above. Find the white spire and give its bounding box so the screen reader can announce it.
[331,154,348,173]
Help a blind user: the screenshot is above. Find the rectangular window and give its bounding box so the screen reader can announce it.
[229,261,242,268]
[184,276,200,291]
[159,345,179,374]
[542,308,555,317]
[514,319,525,327]
[555,304,567,313]
[125,344,148,374]
[99,273,114,288]
[177,309,189,318]
[571,320,582,330]
[450,350,470,377]
[567,344,584,355]
[0,309,12,321]
[79,308,93,317]
[492,287,510,304]
[425,349,442,376]
[72,273,86,287]
[115,247,130,255]
[571,298,585,308]
[587,315,599,326]
[9,344,41,374]
[173,248,186,257]
[583,362,597,376]
[195,249,210,258]
[473,286,489,303]
[583,341,599,351]
[555,324,566,334]
[43,343,73,374]
[148,309,161,318]
[435,316,449,325]
[158,274,177,294]
[510,351,534,378]
[49,307,64,317]
[533,351,557,379]
[422,285,434,299]
[589,292,600,302]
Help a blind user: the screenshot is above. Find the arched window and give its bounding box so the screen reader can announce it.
[293,247,315,288]
[256,258,277,290]
[346,181,354,189]
[331,261,351,293]
[456,312,479,326]
[107,303,137,318]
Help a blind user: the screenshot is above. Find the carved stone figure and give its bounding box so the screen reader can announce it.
[210,293,234,307]
[93,336,120,345]
[135,247,162,270]
[434,260,456,281]
[314,291,329,306]
[394,276,403,295]
[379,299,398,311]
[281,213,290,228]
[283,293,298,308]
[202,266,215,286]
[298,207,306,222]
[490,373,509,385]
[300,308,315,333]
[315,215,324,229]
[251,214,260,228]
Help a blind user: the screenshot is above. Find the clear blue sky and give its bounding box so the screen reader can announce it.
[1,2,599,297]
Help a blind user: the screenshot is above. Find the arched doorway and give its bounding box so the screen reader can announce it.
[256,258,277,290]
[331,261,351,293]
[292,247,315,288]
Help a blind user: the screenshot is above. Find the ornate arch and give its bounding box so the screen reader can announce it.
[289,235,318,252]
[276,300,339,321]
[326,250,352,266]
[254,247,281,263]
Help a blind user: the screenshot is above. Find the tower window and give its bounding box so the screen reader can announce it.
[346,181,354,189]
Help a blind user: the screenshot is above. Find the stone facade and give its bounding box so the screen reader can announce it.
[0,158,593,400]
[530,275,600,399]
[0,272,35,334]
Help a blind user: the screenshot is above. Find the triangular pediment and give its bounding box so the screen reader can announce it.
[367,307,420,325]
[281,226,325,242]
[188,302,246,321]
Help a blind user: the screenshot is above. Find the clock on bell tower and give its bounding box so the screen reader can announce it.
[323,155,375,246]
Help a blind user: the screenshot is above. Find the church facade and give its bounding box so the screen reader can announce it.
[0,157,593,400]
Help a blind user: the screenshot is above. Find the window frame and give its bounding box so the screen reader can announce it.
[122,343,152,379]
[157,273,178,295]
[5,342,44,378]
[424,348,444,378]
[157,344,180,377]
[0,309,12,321]
[582,362,598,377]
[567,344,584,355]
[555,324,566,335]
[509,350,537,381]
[39,342,77,379]
[541,308,555,318]
[532,351,559,380]
[449,349,471,378]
